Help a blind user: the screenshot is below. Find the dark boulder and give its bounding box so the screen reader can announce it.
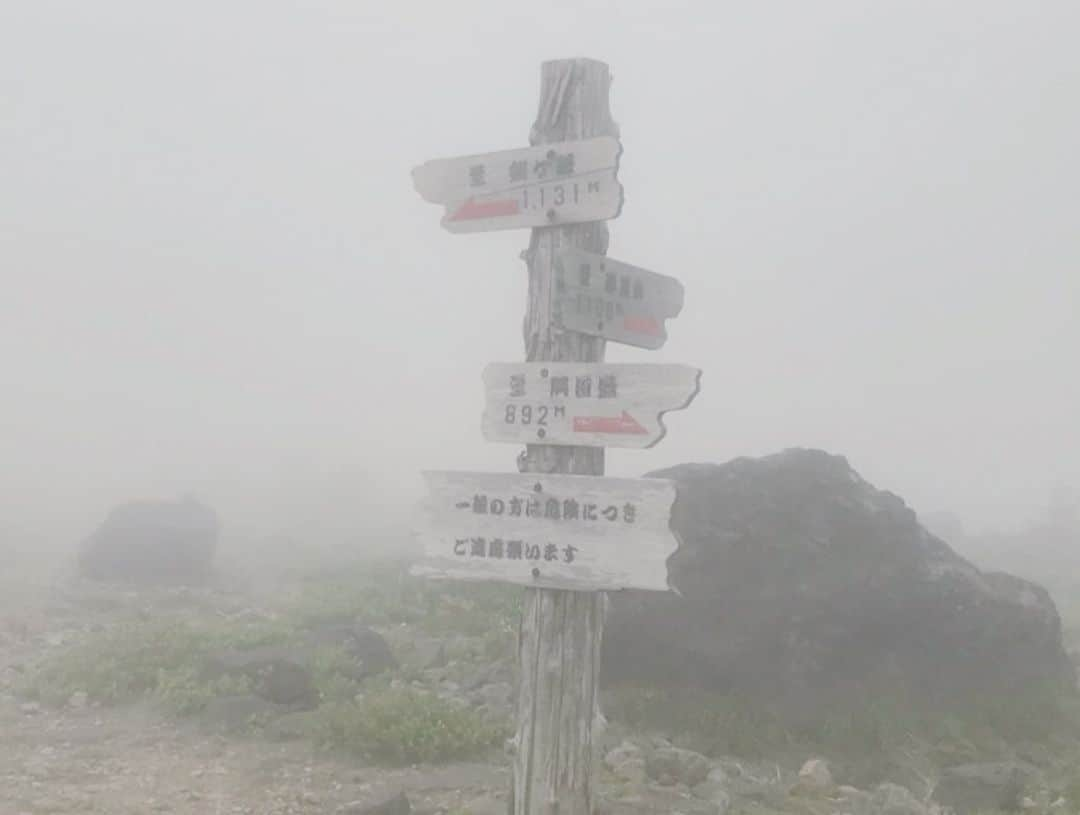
[305,622,398,677]
[78,496,218,585]
[602,449,1074,707]
[203,645,319,708]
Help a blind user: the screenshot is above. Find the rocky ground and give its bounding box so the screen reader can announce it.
[2,547,1080,815]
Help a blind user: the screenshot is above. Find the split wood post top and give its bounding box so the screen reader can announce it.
[513,57,616,815]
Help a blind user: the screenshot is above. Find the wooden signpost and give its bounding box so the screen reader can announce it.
[412,136,623,233]
[481,362,700,449]
[411,58,698,814]
[414,471,680,592]
[555,248,685,349]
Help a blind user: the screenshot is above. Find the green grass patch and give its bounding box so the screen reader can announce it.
[284,560,521,641]
[20,616,292,711]
[311,685,506,764]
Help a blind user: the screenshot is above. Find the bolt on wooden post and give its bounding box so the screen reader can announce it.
[411,58,700,814]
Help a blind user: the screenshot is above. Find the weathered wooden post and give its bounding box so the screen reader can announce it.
[412,57,699,814]
[512,57,616,815]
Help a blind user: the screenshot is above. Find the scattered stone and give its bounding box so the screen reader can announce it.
[691,778,732,814]
[873,782,926,815]
[794,758,834,795]
[19,701,41,715]
[645,746,711,787]
[338,790,411,815]
[933,762,1035,815]
[605,740,645,769]
[67,691,88,709]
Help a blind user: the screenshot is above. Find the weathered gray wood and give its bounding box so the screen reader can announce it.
[554,248,685,349]
[512,57,617,815]
[482,362,701,449]
[412,471,680,592]
[411,136,622,233]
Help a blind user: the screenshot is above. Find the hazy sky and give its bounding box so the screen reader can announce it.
[2,1,1077,547]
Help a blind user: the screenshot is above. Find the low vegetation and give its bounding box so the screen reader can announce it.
[18,560,517,766]
[607,681,1080,787]
[19,558,1080,777]
[312,685,506,764]
[20,616,289,710]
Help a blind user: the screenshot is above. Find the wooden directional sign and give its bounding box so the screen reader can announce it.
[554,248,684,350]
[412,471,680,592]
[481,363,700,449]
[412,137,622,233]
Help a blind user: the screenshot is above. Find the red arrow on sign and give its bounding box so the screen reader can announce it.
[622,315,662,336]
[572,411,648,435]
[446,197,520,221]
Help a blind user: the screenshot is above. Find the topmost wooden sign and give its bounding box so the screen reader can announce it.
[412,137,622,233]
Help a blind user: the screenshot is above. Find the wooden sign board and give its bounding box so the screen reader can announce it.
[481,363,700,449]
[411,471,679,592]
[554,249,684,350]
[412,137,622,233]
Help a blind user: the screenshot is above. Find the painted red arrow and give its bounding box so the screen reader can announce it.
[622,315,662,336]
[572,410,648,435]
[446,197,520,221]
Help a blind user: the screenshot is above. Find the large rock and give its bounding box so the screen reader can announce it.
[602,450,1074,706]
[78,496,218,585]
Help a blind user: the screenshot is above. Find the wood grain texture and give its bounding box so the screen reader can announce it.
[412,471,679,592]
[512,57,617,815]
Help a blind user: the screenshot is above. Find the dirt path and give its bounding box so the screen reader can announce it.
[0,559,510,815]
[0,692,508,815]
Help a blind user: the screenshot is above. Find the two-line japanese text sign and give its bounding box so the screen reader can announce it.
[411,471,680,592]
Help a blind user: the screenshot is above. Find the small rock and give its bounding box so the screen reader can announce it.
[691,780,732,814]
[68,691,88,709]
[338,790,411,815]
[932,762,1035,815]
[612,757,649,785]
[795,758,834,795]
[20,701,41,715]
[645,746,711,787]
[604,740,644,769]
[874,782,926,815]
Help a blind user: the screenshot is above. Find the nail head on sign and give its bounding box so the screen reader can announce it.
[537,428,546,439]
[533,483,543,493]
[531,567,541,579]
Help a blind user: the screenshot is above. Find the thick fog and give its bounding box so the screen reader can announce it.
[2,1,1077,550]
